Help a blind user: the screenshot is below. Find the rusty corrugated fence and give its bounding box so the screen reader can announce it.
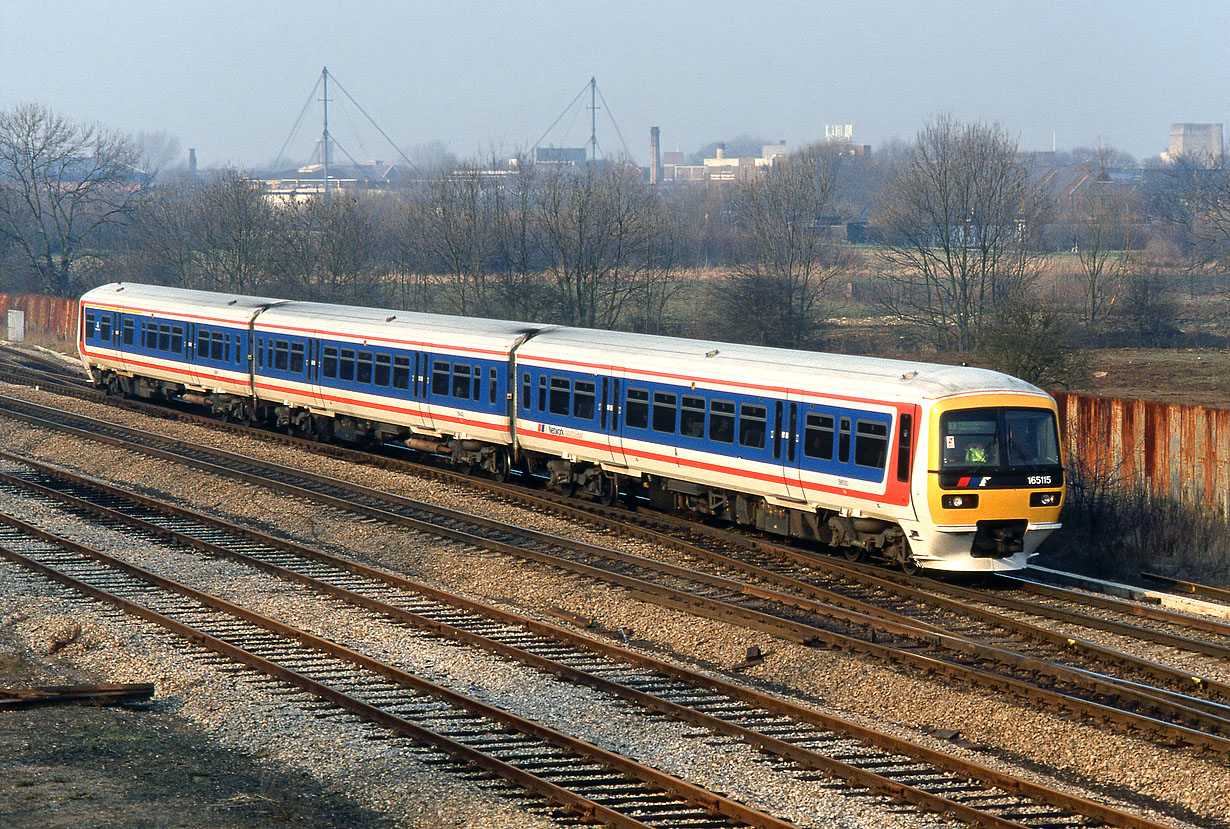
[1053,391,1230,511]
[0,292,77,342]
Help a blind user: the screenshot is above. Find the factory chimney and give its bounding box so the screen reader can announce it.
[188,148,197,175]
[649,126,662,185]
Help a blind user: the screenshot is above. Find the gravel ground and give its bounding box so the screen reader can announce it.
[0,381,1226,827]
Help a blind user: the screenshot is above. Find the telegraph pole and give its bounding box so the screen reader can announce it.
[321,66,330,198]
[588,76,598,166]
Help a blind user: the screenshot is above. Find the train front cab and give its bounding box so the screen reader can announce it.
[911,393,1064,572]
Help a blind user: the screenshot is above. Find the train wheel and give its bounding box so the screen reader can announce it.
[595,473,617,507]
[490,449,511,483]
[843,546,865,563]
[900,555,921,576]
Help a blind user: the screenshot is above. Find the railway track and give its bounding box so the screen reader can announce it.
[0,452,1176,828]
[3,393,1230,761]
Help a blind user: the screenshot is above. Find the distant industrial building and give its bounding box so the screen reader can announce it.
[1163,123,1224,163]
[534,146,588,166]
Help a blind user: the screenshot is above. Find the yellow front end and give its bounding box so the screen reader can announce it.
[910,393,1064,572]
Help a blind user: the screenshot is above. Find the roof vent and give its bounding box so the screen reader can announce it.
[901,370,918,380]
[385,315,396,322]
[705,349,720,358]
[227,299,237,306]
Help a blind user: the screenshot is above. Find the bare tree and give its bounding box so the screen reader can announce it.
[718,144,848,349]
[1071,176,1140,333]
[274,194,390,305]
[0,103,144,296]
[132,173,203,287]
[1154,154,1230,269]
[420,163,495,315]
[193,169,277,293]
[534,161,657,328]
[876,115,1051,351]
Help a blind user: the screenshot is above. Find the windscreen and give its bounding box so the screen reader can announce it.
[940,407,1060,471]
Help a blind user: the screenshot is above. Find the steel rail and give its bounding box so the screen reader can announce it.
[4,396,1230,754]
[0,452,1169,828]
[1141,572,1230,606]
[0,519,793,829]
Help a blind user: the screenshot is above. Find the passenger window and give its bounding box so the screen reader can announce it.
[171,326,183,355]
[804,414,835,460]
[573,380,596,420]
[549,377,571,415]
[739,404,767,449]
[156,324,169,351]
[211,332,226,361]
[521,372,531,410]
[122,319,134,346]
[537,376,547,411]
[432,361,450,396]
[392,355,409,389]
[625,388,649,429]
[838,418,851,463]
[233,334,240,363]
[374,354,391,386]
[147,324,160,350]
[489,368,497,404]
[451,363,470,398]
[357,351,374,384]
[339,349,356,382]
[680,395,705,438]
[652,391,677,433]
[322,347,338,378]
[855,421,889,468]
[274,340,289,370]
[290,343,306,374]
[709,400,735,443]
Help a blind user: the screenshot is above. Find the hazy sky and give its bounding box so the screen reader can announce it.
[3,1,1227,170]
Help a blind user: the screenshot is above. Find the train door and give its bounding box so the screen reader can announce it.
[303,334,328,410]
[779,398,804,500]
[606,373,629,467]
[181,321,203,388]
[417,351,438,431]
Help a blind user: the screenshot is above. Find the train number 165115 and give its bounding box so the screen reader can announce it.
[1027,475,1052,486]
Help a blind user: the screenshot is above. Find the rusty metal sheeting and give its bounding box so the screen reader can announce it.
[0,293,77,341]
[1054,392,1230,510]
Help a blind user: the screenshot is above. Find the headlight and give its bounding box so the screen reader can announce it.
[942,494,979,509]
[1030,491,1061,507]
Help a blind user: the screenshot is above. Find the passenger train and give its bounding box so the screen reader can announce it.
[78,283,1065,573]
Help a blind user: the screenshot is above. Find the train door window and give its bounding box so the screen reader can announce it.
[488,368,497,404]
[772,402,783,459]
[573,380,596,420]
[896,414,913,482]
[99,315,112,341]
[855,421,889,468]
[392,355,409,389]
[652,391,677,433]
[224,333,231,362]
[290,343,306,374]
[739,404,767,449]
[356,351,373,384]
[548,377,571,415]
[471,365,481,400]
[414,353,423,397]
[171,326,184,355]
[374,354,391,386]
[600,378,609,429]
[838,418,851,464]
[521,372,531,409]
[680,395,705,438]
[537,376,547,411]
[709,400,735,443]
[339,349,356,382]
[122,319,134,346]
[147,323,160,350]
[787,403,798,462]
[451,363,471,398]
[85,313,95,339]
[625,388,649,429]
[611,379,620,430]
[804,414,834,460]
[322,346,338,378]
[233,334,241,364]
[273,340,289,370]
[432,361,450,395]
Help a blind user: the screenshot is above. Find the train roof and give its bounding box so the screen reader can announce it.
[81,282,283,325]
[255,300,546,354]
[519,326,1048,403]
